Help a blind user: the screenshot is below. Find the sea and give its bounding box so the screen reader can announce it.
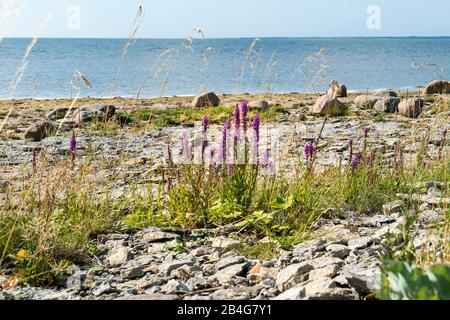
[0,37,450,99]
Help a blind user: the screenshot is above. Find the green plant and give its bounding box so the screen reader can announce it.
[378,263,450,300]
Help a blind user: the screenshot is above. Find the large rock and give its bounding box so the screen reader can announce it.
[47,108,70,120]
[106,245,130,267]
[328,80,347,98]
[211,237,240,251]
[273,285,305,300]
[161,279,191,294]
[248,100,270,111]
[24,121,54,142]
[348,236,374,251]
[374,97,400,113]
[191,92,220,107]
[423,80,450,95]
[335,85,348,98]
[159,259,194,276]
[308,265,340,281]
[310,256,344,269]
[210,262,250,285]
[142,230,179,243]
[325,244,351,259]
[276,262,314,291]
[398,98,424,118]
[74,105,116,127]
[354,95,379,109]
[311,95,346,116]
[341,266,381,293]
[292,239,326,257]
[303,278,354,300]
[215,256,247,270]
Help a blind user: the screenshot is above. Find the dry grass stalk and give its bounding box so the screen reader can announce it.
[110,4,145,95]
[0,12,52,132]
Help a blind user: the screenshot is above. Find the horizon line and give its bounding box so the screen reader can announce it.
[3,35,450,40]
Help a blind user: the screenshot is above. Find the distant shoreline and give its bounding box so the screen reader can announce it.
[0,87,425,102]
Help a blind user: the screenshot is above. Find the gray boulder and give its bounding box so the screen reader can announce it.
[311,95,346,115]
[398,98,424,118]
[191,92,220,107]
[24,121,54,142]
[354,95,379,109]
[248,100,270,111]
[423,80,450,95]
[374,97,400,113]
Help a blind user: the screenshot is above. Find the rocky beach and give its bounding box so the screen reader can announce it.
[0,84,449,300]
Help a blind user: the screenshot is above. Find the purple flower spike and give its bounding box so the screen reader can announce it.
[241,100,249,132]
[364,128,370,138]
[262,149,270,167]
[304,142,315,162]
[225,118,232,130]
[348,139,353,163]
[233,105,241,130]
[219,123,228,164]
[351,152,362,173]
[252,115,260,142]
[366,153,374,166]
[233,128,240,145]
[262,148,274,175]
[201,116,209,133]
[69,131,77,156]
[251,115,261,159]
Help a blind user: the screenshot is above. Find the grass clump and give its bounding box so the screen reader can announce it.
[0,156,121,286]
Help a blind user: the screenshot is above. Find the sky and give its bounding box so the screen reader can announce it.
[2,0,450,38]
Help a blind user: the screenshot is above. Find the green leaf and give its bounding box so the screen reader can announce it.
[270,195,294,210]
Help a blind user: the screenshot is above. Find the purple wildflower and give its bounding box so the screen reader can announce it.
[232,128,240,145]
[219,123,228,164]
[210,148,215,163]
[227,163,234,176]
[241,100,249,132]
[69,131,77,156]
[69,131,77,166]
[351,152,363,173]
[366,152,374,166]
[364,127,370,138]
[232,105,242,148]
[348,139,353,163]
[225,118,232,130]
[201,116,209,161]
[251,115,261,159]
[201,116,209,133]
[262,149,270,167]
[252,115,260,142]
[304,142,315,162]
[262,148,274,175]
[233,105,241,130]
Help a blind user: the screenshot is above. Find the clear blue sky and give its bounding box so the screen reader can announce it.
[3,0,450,38]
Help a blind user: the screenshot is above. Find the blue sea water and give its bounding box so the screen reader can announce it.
[0,37,450,99]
